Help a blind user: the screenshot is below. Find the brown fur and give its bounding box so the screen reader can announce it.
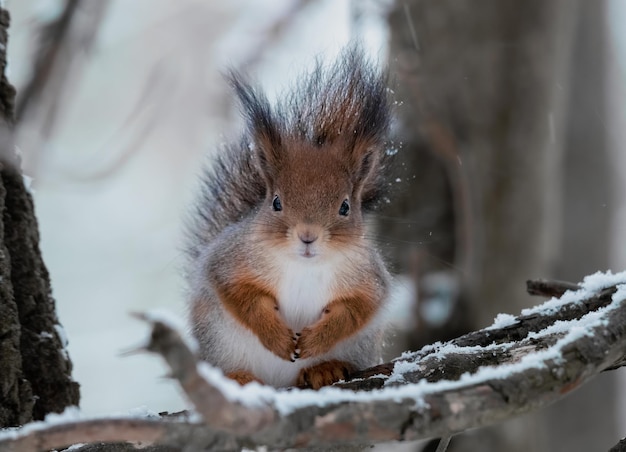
[296,291,378,359]
[297,360,356,389]
[218,284,296,360]
[226,370,263,386]
[216,279,296,361]
[186,47,394,389]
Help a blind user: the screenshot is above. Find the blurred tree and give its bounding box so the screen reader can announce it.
[542,1,618,450]
[385,0,618,450]
[0,6,79,427]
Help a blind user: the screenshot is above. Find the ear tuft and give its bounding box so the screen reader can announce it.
[227,71,282,182]
[283,46,393,202]
[347,143,382,200]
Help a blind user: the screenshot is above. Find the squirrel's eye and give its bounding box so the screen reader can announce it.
[339,199,350,216]
[272,195,282,212]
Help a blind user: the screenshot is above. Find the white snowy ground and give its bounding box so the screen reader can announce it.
[5,0,626,430]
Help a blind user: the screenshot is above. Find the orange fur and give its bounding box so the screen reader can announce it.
[216,278,296,361]
[297,360,355,389]
[297,290,378,359]
[226,370,263,386]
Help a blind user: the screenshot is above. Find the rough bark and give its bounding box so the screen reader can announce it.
[611,438,626,452]
[2,277,625,451]
[0,6,79,428]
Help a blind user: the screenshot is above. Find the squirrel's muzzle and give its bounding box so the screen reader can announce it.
[295,224,322,246]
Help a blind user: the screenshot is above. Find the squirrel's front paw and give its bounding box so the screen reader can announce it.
[259,326,298,362]
[297,326,333,359]
[297,360,355,389]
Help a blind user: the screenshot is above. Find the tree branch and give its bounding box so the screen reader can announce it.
[15,0,81,124]
[526,279,582,298]
[1,274,625,451]
[15,0,110,126]
[132,313,276,435]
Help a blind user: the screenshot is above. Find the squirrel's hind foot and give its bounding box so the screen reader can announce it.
[226,370,263,386]
[297,360,355,389]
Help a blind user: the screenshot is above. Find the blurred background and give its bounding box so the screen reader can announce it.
[6,0,626,451]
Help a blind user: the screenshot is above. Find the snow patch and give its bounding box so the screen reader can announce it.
[122,406,160,419]
[521,270,626,317]
[386,148,398,156]
[486,313,517,330]
[385,360,419,384]
[54,324,70,360]
[39,331,54,340]
[22,174,34,194]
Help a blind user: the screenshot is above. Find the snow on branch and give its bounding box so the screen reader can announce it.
[1,271,626,451]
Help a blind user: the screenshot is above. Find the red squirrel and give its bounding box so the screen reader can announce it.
[186,48,394,389]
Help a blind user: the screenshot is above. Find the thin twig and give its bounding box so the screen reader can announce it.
[526,279,581,298]
[132,313,276,435]
[15,0,80,123]
[435,436,452,452]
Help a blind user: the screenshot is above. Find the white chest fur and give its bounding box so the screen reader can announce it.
[275,257,339,332]
[216,252,376,387]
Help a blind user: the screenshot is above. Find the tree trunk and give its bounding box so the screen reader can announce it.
[386,0,580,450]
[541,2,619,451]
[0,7,79,428]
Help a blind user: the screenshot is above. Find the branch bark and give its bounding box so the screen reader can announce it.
[1,276,625,451]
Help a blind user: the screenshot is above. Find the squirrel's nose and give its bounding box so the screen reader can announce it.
[298,231,318,244]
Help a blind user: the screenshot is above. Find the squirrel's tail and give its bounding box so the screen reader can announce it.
[185,139,264,262]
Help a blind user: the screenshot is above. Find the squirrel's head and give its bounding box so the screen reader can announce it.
[229,47,392,260]
[253,139,367,259]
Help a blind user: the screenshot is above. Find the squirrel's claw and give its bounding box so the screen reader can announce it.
[259,325,298,362]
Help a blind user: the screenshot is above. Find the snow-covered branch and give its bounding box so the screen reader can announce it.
[1,271,625,451]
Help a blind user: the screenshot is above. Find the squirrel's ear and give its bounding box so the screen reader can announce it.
[348,144,381,196]
[227,71,282,182]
